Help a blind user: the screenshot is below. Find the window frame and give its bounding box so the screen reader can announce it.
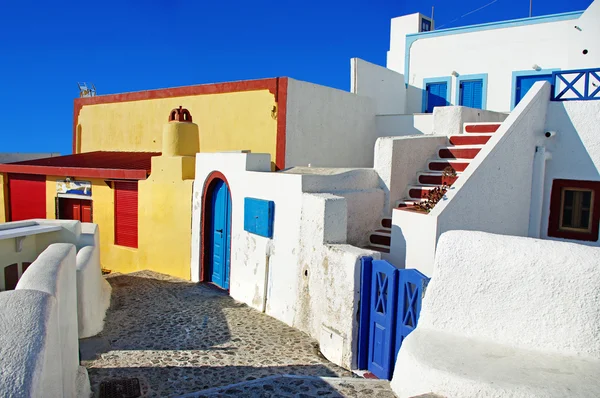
[548,179,600,241]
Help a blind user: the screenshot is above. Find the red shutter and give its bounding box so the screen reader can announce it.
[8,174,46,221]
[4,263,19,290]
[114,181,138,248]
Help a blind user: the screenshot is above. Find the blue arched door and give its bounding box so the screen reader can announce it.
[208,179,231,290]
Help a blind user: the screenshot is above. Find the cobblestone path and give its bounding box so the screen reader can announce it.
[81,271,396,397]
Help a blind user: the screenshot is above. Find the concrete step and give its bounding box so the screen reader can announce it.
[427,159,471,172]
[438,145,483,159]
[407,185,441,200]
[370,231,391,247]
[417,171,458,186]
[449,134,492,146]
[464,122,501,134]
[395,199,422,208]
[381,217,392,229]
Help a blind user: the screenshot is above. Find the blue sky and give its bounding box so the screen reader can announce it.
[0,0,592,155]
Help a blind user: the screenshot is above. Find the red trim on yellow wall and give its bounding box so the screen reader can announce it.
[200,171,232,285]
[275,77,288,171]
[73,78,288,169]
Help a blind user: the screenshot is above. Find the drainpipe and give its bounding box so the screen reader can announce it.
[528,146,552,238]
[262,241,274,313]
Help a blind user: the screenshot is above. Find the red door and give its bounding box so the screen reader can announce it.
[8,174,46,221]
[59,198,92,222]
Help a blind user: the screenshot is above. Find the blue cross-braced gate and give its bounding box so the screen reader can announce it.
[552,68,600,101]
[357,257,430,380]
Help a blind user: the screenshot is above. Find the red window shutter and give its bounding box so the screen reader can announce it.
[4,263,19,290]
[114,181,138,248]
[8,174,46,221]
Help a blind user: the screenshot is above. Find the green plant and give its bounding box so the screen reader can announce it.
[414,166,457,213]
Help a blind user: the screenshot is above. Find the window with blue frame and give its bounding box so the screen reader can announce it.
[421,19,431,32]
[424,81,448,113]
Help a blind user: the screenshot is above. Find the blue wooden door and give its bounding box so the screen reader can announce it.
[210,180,231,290]
[394,269,430,365]
[368,259,398,380]
[515,74,553,106]
[425,82,448,113]
[459,79,483,109]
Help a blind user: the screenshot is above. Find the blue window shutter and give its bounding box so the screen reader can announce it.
[425,82,447,113]
[460,80,483,109]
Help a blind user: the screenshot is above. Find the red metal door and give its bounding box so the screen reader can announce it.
[8,174,46,221]
[81,202,92,222]
[4,263,19,290]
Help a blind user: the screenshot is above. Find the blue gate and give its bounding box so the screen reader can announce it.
[357,257,430,380]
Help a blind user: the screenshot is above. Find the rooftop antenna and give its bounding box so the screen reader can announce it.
[77,82,97,98]
[431,6,435,30]
[529,0,532,17]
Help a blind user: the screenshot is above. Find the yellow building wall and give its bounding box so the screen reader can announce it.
[77,90,278,162]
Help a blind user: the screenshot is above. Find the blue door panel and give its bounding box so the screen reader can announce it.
[425,82,447,113]
[210,180,231,290]
[460,80,483,109]
[367,259,398,380]
[515,74,552,106]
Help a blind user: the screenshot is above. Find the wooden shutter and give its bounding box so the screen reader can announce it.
[460,80,483,109]
[8,174,46,221]
[114,181,138,248]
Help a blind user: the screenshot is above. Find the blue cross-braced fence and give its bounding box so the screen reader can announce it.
[552,68,600,101]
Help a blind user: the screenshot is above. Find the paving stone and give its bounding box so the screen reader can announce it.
[83,271,398,398]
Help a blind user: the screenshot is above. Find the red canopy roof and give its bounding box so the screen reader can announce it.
[0,151,160,180]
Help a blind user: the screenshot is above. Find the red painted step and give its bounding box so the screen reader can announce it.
[364,245,390,254]
[381,218,392,229]
[370,233,390,246]
[449,135,491,145]
[418,174,458,185]
[465,124,500,133]
[409,187,435,199]
[428,161,470,172]
[439,147,481,159]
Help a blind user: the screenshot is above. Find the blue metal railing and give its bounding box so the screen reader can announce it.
[552,68,600,101]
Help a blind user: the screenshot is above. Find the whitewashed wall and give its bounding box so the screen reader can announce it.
[391,231,600,397]
[539,100,600,245]
[567,0,600,69]
[191,152,381,369]
[285,78,378,168]
[351,58,406,115]
[375,114,433,136]
[0,289,62,397]
[13,243,91,398]
[374,135,448,215]
[431,107,508,136]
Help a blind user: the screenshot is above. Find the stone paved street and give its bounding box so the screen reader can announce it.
[81,271,396,397]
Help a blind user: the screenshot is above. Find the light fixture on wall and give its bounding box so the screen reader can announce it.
[532,64,541,71]
[451,71,459,77]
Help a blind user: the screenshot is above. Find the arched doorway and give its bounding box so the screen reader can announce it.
[201,173,232,290]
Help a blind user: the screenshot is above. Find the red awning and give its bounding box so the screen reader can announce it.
[0,151,161,180]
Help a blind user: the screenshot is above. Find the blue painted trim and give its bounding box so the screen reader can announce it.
[552,68,600,101]
[510,68,560,110]
[422,76,452,113]
[455,73,488,110]
[403,10,583,85]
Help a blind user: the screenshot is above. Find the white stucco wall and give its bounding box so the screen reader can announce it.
[391,12,586,114]
[0,289,62,398]
[567,0,600,69]
[191,152,381,369]
[386,13,424,73]
[285,78,378,168]
[539,100,600,245]
[374,135,448,215]
[391,230,600,397]
[351,58,406,115]
[76,244,112,338]
[375,114,433,136]
[431,107,508,136]
[16,243,80,398]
